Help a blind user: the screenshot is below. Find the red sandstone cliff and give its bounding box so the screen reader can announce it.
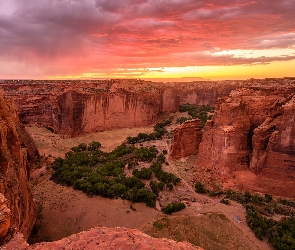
[194,82,295,197]
[54,89,164,136]
[0,96,38,244]
[170,119,202,159]
[0,79,245,136]
[0,80,181,136]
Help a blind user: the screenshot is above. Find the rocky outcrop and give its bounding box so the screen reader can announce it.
[170,119,202,159]
[0,96,38,244]
[194,81,295,197]
[4,227,202,250]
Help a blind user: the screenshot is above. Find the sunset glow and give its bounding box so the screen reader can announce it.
[0,0,294,80]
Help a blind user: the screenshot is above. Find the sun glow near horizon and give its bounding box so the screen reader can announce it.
[48,59,295,82]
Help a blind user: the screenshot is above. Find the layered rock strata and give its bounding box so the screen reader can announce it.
[0,80,181,136]
[0,96,38,244]
[0,79,250,136]
[195,82,295,197]
[170,119,202,159]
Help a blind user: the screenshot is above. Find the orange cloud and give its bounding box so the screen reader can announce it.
[0,0,294,79]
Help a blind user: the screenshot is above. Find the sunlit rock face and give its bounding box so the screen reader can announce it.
[194,80,295,197]
[0,96,38,245]
[170,119,203,159]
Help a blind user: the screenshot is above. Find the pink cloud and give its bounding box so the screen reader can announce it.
[0,0,294,78]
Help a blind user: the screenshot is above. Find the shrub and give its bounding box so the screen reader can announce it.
[88,141,101,151]
[195,182,207,194]
[132,168,153,180]
[157,153,166,164]
[162,202,186,214]
[150,180,165,195]
[78,143,87,151]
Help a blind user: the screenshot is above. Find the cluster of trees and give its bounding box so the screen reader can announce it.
[246,204,295,249]
[150,162,181,189]
[162,202,186,214]
[179,104,214,127]
[222,189,295,249]
[51,141,181,208]
[127,117,172,144]
[193,184,295,249]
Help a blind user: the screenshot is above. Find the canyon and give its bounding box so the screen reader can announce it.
[0,79,243,136]
[0,94,202,249]
[0,77,295,249]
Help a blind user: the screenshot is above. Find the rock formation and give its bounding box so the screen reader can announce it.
[55,89,163,136]
[4,227,202,249]
[178,80,245,106]
[0,80,181,136]
[194,80,295,197]
[0,79,242,136]
[0,96,38,245]
[170,119,202,159]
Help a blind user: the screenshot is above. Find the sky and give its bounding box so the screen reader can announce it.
[0,0,294,81]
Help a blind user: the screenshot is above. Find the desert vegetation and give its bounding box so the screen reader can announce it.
[178,104,214,126]
[50,141,181,208]
[127,117,172,144]
[222,190,295,250]
[161,202,186,214]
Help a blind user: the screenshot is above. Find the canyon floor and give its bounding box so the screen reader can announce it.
[27,121,274,250]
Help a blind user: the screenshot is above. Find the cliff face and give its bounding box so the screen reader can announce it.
[177,80,245,105]
[170,119,202,159]
[55,90,163,136]
[250,96,295,181]
[0,97,38,244]
[195,82,295,197]
[0,80,181,136]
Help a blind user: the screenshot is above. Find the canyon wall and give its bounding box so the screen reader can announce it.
[194,80,295,197]
[0,79,244,137]
[0,96,38,244]
[170,119,202,159]
[0,80,181,136]
[55,90,164,136]
[177,80,245,105]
